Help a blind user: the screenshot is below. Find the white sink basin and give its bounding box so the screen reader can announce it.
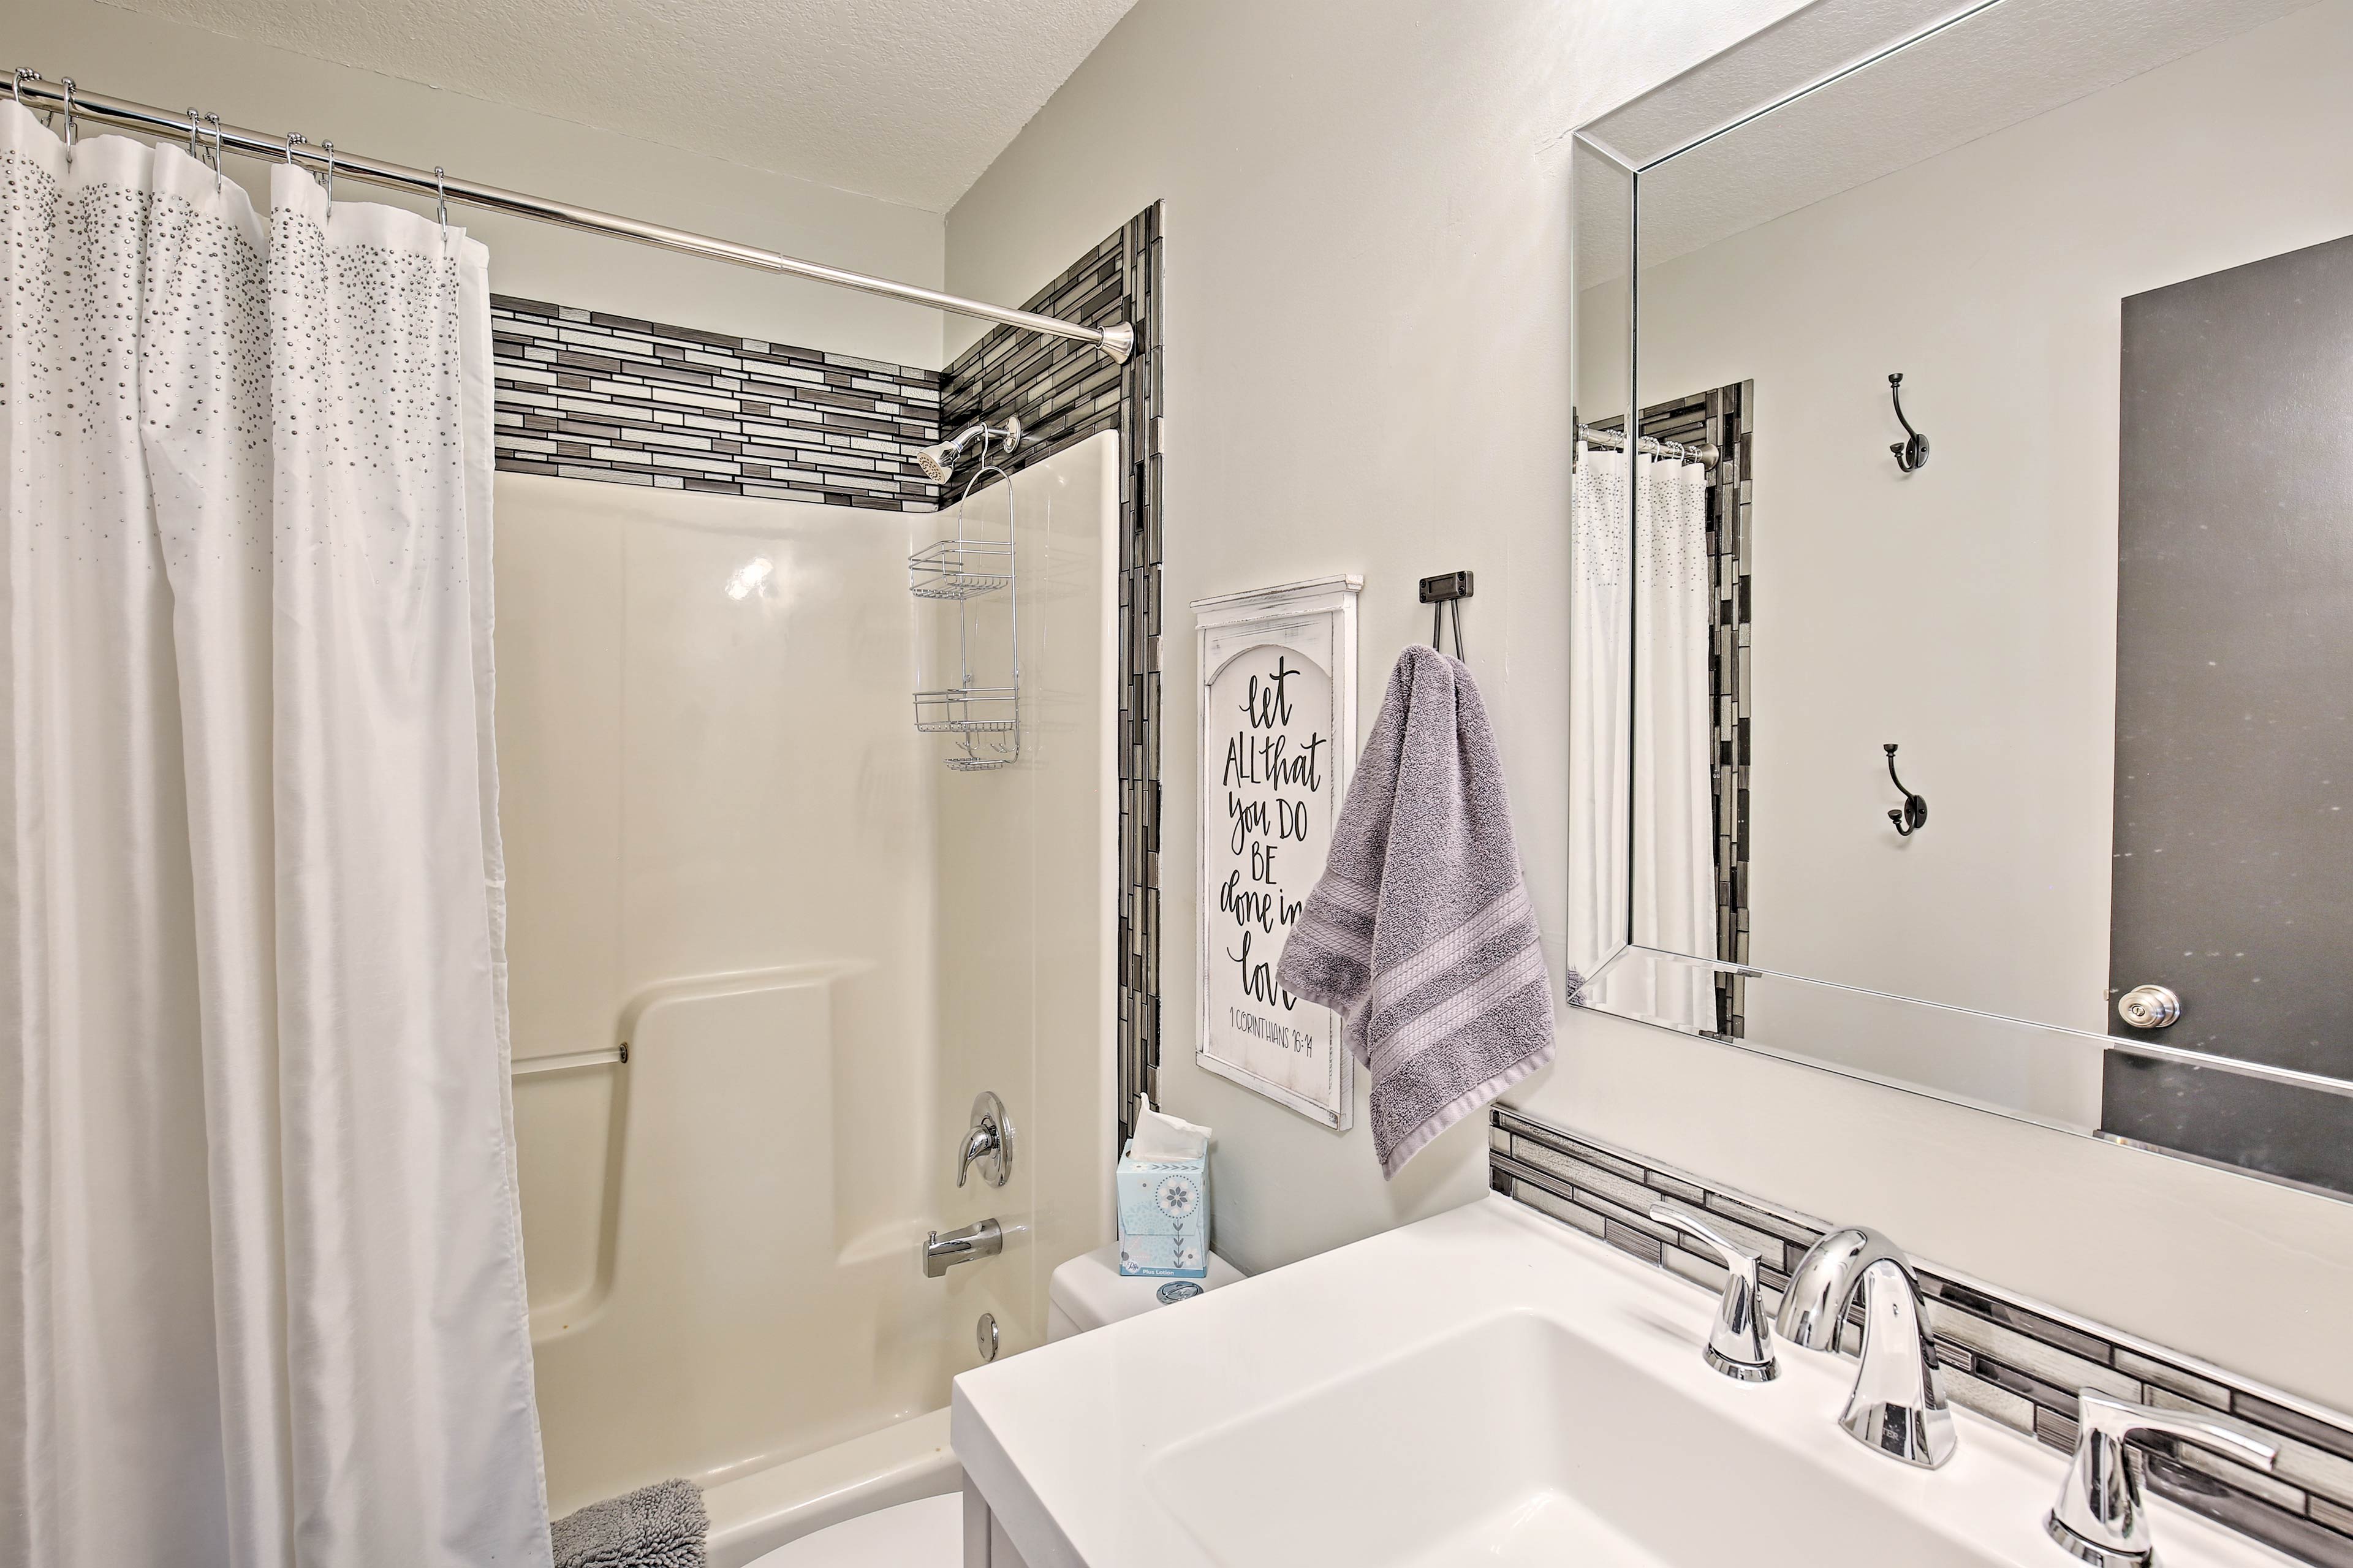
[952,1196,2289,1568]
[1148,1309,1985,1568]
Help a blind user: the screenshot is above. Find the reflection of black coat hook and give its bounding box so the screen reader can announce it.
[1884,743,1927,836]
[1888,373,1929,473]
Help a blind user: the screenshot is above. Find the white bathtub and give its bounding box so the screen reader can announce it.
[702,1407,959,1568]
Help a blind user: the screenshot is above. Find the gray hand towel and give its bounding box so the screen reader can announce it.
[551,1479,708,1568]
[1277,645,1555,1176]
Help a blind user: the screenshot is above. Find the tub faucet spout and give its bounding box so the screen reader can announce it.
[920,1218,1002,1279]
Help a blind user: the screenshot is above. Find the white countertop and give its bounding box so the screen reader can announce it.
[952,1194,2294,1568]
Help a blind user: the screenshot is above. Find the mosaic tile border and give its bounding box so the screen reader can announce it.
[938,232,1129,490]
[941,206,1165,1148]
[1637,384,1754,1038]
[1488,1105,2353,1568]
[488,295,942,510]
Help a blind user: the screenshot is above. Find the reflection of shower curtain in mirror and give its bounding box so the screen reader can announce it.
[1635,456,1718,1026]
[1571,444,1716,1027]
[1569,443,1631,995]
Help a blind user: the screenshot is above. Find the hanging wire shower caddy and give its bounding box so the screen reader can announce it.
[911,423,1023,770]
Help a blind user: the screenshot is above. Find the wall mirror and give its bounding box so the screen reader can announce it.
[1568,0,2353,1200]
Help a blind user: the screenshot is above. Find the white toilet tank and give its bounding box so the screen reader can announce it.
[1045,1242,1244,1341]
[746,1244,1245,1566]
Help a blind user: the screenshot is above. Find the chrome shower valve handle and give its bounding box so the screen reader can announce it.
[2046,1392,2276,1568]
[958,1091,1012,1189]
[1650,1203,1777,1382]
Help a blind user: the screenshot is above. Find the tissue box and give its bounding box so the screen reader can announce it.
[1116,1143,1210,1278]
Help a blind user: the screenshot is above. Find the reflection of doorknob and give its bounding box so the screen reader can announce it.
[2116,985,2181,1029]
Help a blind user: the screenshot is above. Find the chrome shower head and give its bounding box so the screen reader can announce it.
[916,417,1022,483]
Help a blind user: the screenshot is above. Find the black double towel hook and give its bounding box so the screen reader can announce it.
[1884,743,1927,836]
[1888,373,1929,473]
[1420,570,1472,661]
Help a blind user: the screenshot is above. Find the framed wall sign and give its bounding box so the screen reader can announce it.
[1192,575,1362,1129]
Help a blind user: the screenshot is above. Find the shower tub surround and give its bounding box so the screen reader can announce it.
[489,295,944,510]
[1488,1105,2353,1568]
[490,214,1169,1152]
[502,432,1121,1564]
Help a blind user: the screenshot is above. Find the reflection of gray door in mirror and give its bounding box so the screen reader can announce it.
[2107,233,2353,1195]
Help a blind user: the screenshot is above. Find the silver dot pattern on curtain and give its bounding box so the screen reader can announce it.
[0,100,550,1568]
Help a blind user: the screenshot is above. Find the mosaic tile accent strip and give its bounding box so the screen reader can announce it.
[1488,1106,2353,1568]
[938,233,1129,489]
[488,295,942,510]
[1637,384,1754,1038]
[1116,206,1166,1153]
[941,206,1165,1148]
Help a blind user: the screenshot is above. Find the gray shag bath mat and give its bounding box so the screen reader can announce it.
[550,1477,708,1568]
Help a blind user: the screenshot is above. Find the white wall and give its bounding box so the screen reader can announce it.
[944,0,2353,1412]
[1629,2,2353,1055]
[16,0,945,367]
[942,0,1809,1264]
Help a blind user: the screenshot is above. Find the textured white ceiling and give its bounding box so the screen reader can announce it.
[97,0,1139,211]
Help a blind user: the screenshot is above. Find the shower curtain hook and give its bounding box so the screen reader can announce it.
[186,107,202,158]
[434,166,449,235]
[10,69,40,108]
[284,130,307,167]
[320,140,335,208]
[59,77,75,151]
[204,113,223,192]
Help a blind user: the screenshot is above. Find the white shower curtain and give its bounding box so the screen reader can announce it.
[0,104,550,1568]
[1632,452,1718,1027]
[1568,442,1632,996]
[1570,441,1718,1028]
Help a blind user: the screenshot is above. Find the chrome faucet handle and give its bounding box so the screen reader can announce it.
[957,1118,1000,1188]
[1777,1225,1957,1469]
[2046,1390,2276,1568]
[958,1091,1012,1189]
[1650,1203,1777,1382]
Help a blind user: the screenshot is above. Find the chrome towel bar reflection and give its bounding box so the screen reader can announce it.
[1574,422,1720,468]
[4,67,1134,363]
[512,1043,628,1078]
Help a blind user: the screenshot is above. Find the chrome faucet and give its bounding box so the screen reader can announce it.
[920,1218,1002,1278]
[2045,1391,2276,1568]
[1650,1204,1777,1382]
[1775,1225,1956,1468]
[959,1091,1012,1189]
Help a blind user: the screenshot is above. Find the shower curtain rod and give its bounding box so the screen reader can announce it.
[6,67,1137,363]
[1575,421,1720,469]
